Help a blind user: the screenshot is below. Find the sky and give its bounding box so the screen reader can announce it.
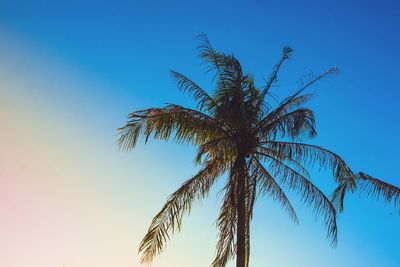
[0,0,399,267]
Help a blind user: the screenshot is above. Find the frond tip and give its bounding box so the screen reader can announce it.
[331,172,400,213]
[358,172,400,211]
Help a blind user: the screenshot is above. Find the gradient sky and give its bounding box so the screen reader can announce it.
[1,1,400,267]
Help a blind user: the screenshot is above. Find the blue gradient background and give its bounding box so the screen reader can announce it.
[0,1,399,266]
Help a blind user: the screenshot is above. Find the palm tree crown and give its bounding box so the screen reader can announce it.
[118,35,400,267]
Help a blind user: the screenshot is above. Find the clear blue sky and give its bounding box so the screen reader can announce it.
[1,1,399,267]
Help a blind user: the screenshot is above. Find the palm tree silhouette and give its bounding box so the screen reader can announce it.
[118,35,399,267]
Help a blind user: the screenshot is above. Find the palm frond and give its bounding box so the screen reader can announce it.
[252,158,299,224]
[281,67,338,104]
[358,172,400,211]
[259,108,317,141]
[197,34,243,108]
[255,147,311,181]
[257,67,336,137]
[250,47,293,116]
[332,172,400,213]
[139,159,224,264]
[212,174,237,267]
[263,141,356,188]
[170,70,216,111]
[118,104,224,151]
[266,156,337,245]
[260,46,293,97]
[258,94,314,130]
[330,180,349,212]
[197,34,228,86]
[195,136,236,165]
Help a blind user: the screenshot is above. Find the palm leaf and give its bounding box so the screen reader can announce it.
[266,156,338,245]
[330,180,349,212]
[170,70,216,111]
[281,67,339,104]
[263,141,356,188]
[358,172,400,211]
[212,173,237,267]
[257,94,314,131]
[195,136,236,164]
[259,108,317,141]
[139,159,225,263]
[257,46,293,106]
[252,158,299,224]
[197,34,244,108]
[118,104,224,150]
[255,147,311,181]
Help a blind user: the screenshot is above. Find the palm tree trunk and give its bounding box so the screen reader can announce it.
[245,220,250,267]
[246,172,256,267]
[236,156,246,267]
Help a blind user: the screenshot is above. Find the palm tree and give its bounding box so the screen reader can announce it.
[118,35,398,267]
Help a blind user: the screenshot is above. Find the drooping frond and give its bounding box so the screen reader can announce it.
[255,146,311,181]
[139,159,225,264]
[170,70,216,111]
[212,174,237,267]
[118,104,225,151]
[265,156,337,245]
[259,108,317,141]
[251,158,299,224]
[332,172,400,213]
[330,180,350,213]
[263,141,356,188]
[358,172,400,211]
